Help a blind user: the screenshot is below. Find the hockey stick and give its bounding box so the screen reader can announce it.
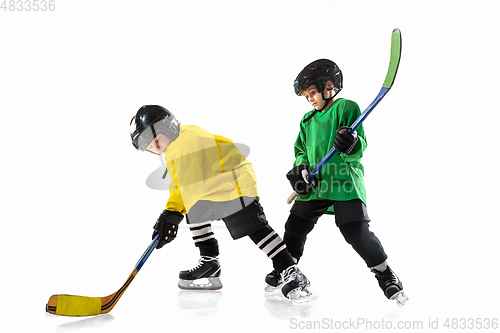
[287,28,402,204]
[46,235,160,316]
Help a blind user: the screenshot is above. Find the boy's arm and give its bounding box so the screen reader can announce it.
[293,124,310,167]
[165,159,187,214]
[165,190,186,214]
[337,100,367,161]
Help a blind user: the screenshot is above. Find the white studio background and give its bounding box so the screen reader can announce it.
[0,0,499,332]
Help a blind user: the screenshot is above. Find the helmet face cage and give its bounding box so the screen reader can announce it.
[135,122,159,152]
[130,106,180,154]
[138,118,179,153]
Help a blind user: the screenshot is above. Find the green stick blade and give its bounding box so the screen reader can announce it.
[382,28,402,89]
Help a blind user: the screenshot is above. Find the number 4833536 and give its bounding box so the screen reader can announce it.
[1,0,56,11]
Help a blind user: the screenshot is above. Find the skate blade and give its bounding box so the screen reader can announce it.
[390,290,409,305]
[178,277,223,291]
[287,287,318,304]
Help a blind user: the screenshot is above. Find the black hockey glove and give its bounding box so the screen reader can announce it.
[286,165,317,195]
[333,126,358,155]
[152,210,184,249]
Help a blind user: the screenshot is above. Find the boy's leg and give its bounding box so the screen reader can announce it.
[283,214,315,261]
[285,199,335,261]
[338,221,387,267]
[333,199,387,267]
[220,197,316,301]
[218,197,295,272]
[261,200,331,291]
[334,200,407,303]
[248,224,295,272]
[178,202,222,290]
[186,201,221,257]
[187,221,219,258]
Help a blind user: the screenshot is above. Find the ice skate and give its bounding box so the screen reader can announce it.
[280,265,318,303]
[264,269,282,292]
[178,256,223,290]
[371,266,408,305]
[264,256,299,292]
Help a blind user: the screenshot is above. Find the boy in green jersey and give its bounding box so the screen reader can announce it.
[265,59,408,304]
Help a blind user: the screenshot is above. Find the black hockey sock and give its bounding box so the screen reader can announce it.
[283,213,316,260]
[339,221,387,267]
[196,238,219,258]
[249,225,295,273]
[189,222,219,257]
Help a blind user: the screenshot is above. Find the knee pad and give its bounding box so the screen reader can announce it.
[285,213,315,237]
[283,213,315,260]
[222,199,268,240]
[339,221,370,246]
[339,221,387,267]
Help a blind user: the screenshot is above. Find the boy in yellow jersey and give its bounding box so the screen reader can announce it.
[129,105,316,302]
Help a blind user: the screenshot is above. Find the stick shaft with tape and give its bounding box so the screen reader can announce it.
[46,236,159,316]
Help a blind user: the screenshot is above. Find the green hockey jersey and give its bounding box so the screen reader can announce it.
[293,98,367,212]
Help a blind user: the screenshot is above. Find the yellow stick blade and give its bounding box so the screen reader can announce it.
[46,294,102,317]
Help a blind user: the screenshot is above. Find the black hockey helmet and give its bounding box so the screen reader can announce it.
[130,105,180,153]
[293,59,343,96]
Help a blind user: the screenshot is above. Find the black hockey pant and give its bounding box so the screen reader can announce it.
[284,199,388,267]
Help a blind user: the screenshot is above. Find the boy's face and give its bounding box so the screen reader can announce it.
[146,134,173,155]
[301,81,336,110]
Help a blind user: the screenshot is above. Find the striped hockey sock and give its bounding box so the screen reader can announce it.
[189,222,219,257]
[249,225,295,272]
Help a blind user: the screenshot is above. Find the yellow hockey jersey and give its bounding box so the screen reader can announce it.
[164,124,258,214]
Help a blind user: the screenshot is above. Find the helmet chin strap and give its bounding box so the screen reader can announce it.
[302,88,340,124]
